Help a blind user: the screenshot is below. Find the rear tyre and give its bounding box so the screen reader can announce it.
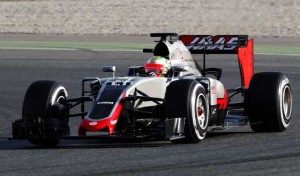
[165,80,209,144]
[22,80,69,146]
[246,72,292,132]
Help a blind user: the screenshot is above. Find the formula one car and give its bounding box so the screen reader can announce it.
[12,33,293,146]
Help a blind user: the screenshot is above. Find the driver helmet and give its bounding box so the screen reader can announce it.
[144,56,171,77]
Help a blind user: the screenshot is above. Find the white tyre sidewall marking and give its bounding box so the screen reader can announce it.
[279,78,292,128]
[51,86,68,105]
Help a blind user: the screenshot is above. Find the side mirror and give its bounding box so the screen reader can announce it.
[102,66,116,72]
[102,66,116,77]
[126,66,145,76]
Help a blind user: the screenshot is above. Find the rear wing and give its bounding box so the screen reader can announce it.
[144,33,254,88]
[179,35,248,54]
[179,35,254,88]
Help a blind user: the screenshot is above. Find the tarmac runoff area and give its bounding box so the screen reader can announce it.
[0,34,299,176]
[0,34,300,56]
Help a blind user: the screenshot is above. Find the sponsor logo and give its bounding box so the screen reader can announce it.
[111,79,126,86]
[182,36,238,50]
[212,108,217,115]
[97,101,114,105]
[89,122,97,126]
[111,120,118,125]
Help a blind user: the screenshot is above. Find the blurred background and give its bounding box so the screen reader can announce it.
[0,0,299,37]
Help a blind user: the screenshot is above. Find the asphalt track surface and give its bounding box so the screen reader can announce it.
[0,48,299,176]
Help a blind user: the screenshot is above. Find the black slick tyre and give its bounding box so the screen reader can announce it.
[22,80,69,146]
[246,72,292,132]
[165,79,209,144]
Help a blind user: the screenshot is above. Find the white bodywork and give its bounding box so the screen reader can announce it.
[126,77,169,108]
[163,40,202,76]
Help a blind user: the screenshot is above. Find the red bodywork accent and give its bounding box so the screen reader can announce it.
[78,101,124,135]
[217,88,229,110]
[238,39,254,88]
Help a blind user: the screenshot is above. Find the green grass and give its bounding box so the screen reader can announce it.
[0,40,299,55]
[254,45,300,55]
[0,41,155,50]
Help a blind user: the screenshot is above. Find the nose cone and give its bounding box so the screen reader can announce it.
[79,100,124,135]
[80,118,110,132]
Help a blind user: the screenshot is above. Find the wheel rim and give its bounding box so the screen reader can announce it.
[190,84,208,140]
[196,94,207,129]
[282,85,292,120]
[56,95,66,104]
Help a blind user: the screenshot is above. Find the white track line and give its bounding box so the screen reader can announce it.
[0,47,141,52]
[0,47,299,56]
[0,47,77,51]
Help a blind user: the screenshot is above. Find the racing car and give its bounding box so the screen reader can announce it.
[12,33,293,146]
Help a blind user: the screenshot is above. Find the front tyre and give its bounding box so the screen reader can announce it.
[165,80,209,143]
[246,72,293,132]
[22,80,69,146]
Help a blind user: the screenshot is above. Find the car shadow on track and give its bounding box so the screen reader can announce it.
[0,131,255,150]
[207,131,254,138]
[0,137,172,150]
